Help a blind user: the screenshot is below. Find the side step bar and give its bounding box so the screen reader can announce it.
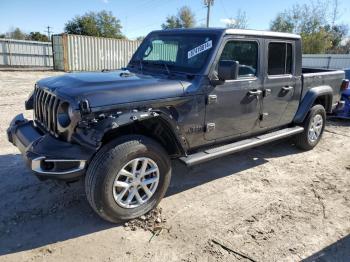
[180,126,304,166]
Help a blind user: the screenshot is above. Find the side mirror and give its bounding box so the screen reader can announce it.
[218,60,239,81]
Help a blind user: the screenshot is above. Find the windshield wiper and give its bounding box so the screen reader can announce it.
[147,61,172,76]
[132,60,173,77]
[162,62,171,76]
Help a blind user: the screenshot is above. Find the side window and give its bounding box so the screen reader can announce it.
[268,42,293,75]
[220,41,258,77]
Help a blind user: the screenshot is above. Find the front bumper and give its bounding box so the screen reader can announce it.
[7,114,94,181]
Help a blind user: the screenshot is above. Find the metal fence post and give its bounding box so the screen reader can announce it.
[327,56,332,69]
[7,40,12,66]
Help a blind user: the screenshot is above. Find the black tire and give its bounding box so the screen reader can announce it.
[295,104,326,150]
[85,135,171,223]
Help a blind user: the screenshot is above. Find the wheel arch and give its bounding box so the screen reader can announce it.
[101,112,187,158]
[293,85,333,124]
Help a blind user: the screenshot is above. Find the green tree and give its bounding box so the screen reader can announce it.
[301,29,333,54]
[96,10,123,38]
[161,15,181,29]
[162,6,195,29]
[64,10,124,39]
[178,6,195,28]
[224,10,248,29]
[326,38,350,54]
[269,0,348,54]
[270,2,328,34]
[324,24,349,53]
[26,32,49,42]
[7,27,26,40]
[270,12,294,33]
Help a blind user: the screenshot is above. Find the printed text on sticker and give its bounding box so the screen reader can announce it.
[188,40,213,59]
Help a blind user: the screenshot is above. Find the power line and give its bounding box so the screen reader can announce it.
[219,0,230,18]
[204,0,214,28]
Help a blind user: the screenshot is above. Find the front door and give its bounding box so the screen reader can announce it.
[204,39,263,141]
[261,41,298,128]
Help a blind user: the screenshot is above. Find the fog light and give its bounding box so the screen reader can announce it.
[41,160,54,171]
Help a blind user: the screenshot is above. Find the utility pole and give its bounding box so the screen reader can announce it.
[204,0,214,28]
[45,26,52,40]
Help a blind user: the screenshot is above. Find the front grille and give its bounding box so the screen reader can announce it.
[34,86,60,136]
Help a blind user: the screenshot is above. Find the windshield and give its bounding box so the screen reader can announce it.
[129,33,218,74]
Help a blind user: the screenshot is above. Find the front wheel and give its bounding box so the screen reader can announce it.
[85,135,171,223]
[295,104,326,150]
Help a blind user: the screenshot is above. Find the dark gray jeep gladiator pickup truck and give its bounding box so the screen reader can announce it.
[7,29,348,222]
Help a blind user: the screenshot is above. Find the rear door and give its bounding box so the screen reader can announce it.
[261,41,299,128]
[204,38,263,141]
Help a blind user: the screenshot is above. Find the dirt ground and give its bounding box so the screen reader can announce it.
[0,71,349,262]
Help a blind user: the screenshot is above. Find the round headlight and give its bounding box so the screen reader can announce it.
[57,102,71,128]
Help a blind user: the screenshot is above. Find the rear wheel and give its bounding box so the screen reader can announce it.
[85,135,171,223]
[295,104,326,150]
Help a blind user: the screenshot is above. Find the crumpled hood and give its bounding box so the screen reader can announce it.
[37,70,188,108]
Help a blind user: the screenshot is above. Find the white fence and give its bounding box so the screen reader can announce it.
[0,39,52,68]
[302,54,350,70]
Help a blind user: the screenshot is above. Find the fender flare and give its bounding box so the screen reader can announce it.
[73,108,187,156]
[293,85,333,124]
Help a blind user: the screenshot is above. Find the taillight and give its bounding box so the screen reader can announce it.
[341,79,349,91]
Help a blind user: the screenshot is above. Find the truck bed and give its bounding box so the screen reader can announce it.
[301,67,345,107]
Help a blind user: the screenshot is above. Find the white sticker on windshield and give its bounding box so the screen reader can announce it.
[188,40,212,59]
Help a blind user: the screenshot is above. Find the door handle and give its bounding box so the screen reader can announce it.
[282,86,294,91]
[248,90,262,96]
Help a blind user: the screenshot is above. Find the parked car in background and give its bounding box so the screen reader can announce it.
[7,28,348,223]
[333,68,350,119]
[334,87,350,119]
[345,68,350,80]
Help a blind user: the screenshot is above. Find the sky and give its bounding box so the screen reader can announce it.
[1,0,349,39]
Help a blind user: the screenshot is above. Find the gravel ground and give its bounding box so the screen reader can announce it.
[0,71,349,262]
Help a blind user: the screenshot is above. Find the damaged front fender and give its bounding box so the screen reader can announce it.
[71,107,187,157]
[72,109,157,148]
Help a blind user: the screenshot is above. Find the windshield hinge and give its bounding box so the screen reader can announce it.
[207,94,218,105]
